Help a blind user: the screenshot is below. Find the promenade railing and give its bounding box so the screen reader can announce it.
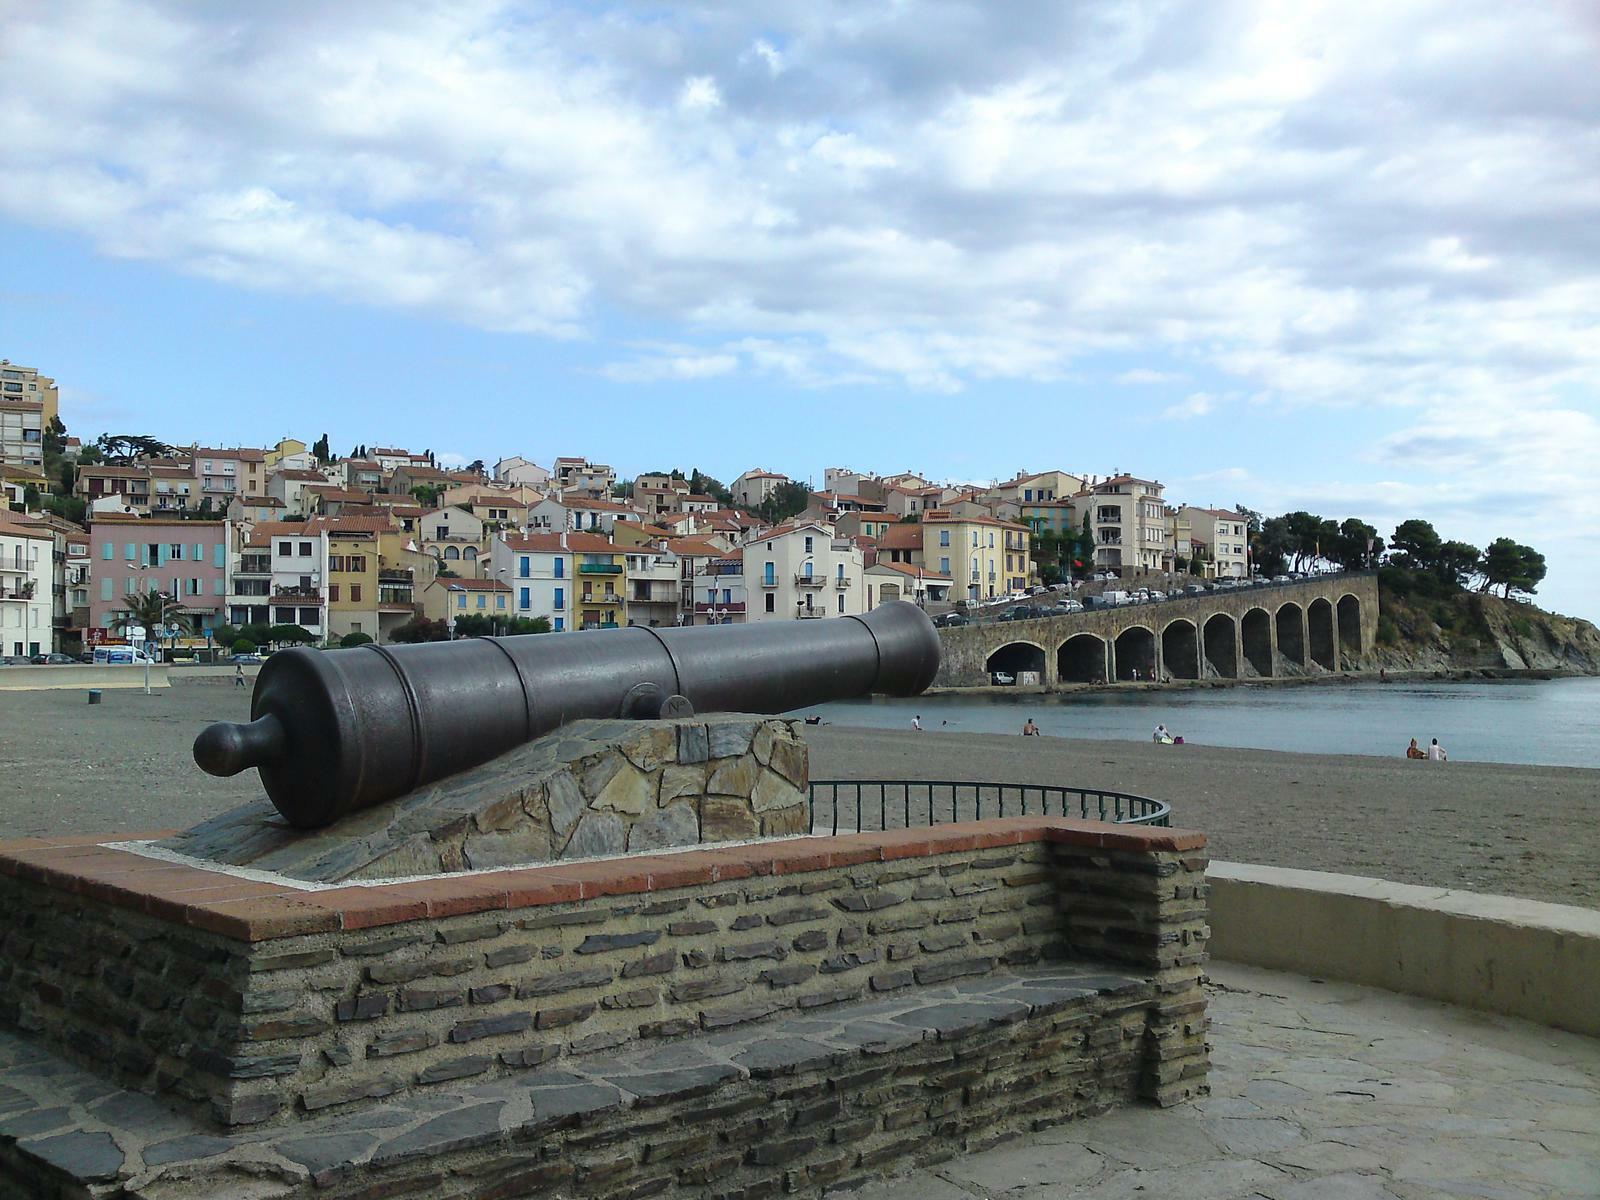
[806,779,1171,835]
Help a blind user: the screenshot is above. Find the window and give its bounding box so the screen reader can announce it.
[554,558,565,578]
[350,585,362,603]
[496,594,506,610]
[837,594,845,613]
[763,561,775,585]
[477,593,486,609]
[299,542,312,557]
[722,589,732,604]
[457,593,467,609]
[971,532,978,547]
[193,543,204,561]
[125,543,136,561]
[168,543,183,560]
[519,587,530,610]
[554,617,564,631]
[836,563,844,580]
[329,585,340,602]
[101,542,113,560]
[329,555,345,572]
[989,533,995,548]
[553,587,564,610]
[804,536,813,553]
[519,557,530,578]
[939,557,950,574]
[349,555,366,572]
[939,530,950,547]
[100,578,113,602]
[188,578,201,596]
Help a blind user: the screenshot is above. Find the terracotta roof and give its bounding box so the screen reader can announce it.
[77,464,150,478]
[343,460,383,471]
[236,495,285,506]
[870,561,952,582]
[306,516,394,535]
[274,468,328,482]
[244,520,315,546]
[561,497,634,513]
[90,514,225,526]
[461,494,528,508]
[371,447,411,457]
[308,488,373,503]
[877,524,925,550]
[0,514,52,541]
[923,511,1030,533]
[661,536,725,557]
[738,470,787,480]
[195,447,268,462]
[505,532,618,554]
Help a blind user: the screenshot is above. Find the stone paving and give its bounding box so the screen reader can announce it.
[848,962,1600,1200]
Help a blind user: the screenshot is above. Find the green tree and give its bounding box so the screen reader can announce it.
[411,484,442,507]
[211,624,240,649]
[21,485,40,510]
[95,434,174,463]
[756,482,811,525]
[231,639,257,655]
[110,590,189,638]
[1389,520,1442,572]
[311,434,331,464]
[43,414,68,456]
[268,623,316,646]
[240,622,272,647]
[1252,516,1292,577]
[1434,540,1481,589]
[1327,518,1382,571]
[390,616,449,643]
[1480,538,1546,598]
[339,631,374,648]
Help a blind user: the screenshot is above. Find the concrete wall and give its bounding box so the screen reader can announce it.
[936,572,1380,687]
[0,663,170,690]
[1208,861,1600,1038]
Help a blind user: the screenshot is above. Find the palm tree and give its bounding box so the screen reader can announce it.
[110,589,189,639]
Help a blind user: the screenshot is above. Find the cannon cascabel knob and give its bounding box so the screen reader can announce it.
[194,713,287,777]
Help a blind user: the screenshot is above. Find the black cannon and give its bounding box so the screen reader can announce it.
[195,601,940,829]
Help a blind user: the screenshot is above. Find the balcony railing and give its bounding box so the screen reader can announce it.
[272,587,322,601]
[378,568,414,583]
[759,576,779,588]
[238,557,271,574]
[794,574,826,588]
[833,576,852,588]
[580,593,623,605]
[578,563,622,574]
[796,608,826,618]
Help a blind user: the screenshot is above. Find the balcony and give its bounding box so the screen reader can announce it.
[378,587,413,606]
[272,586,323,601]
[580,593,623,606]
[238,557,271,575]
[832,576,852,588]
[758,575,779,589]
[796,608,826,619]
[1096,511,1123,524]
[794,574,826,588]
[378,568,414,583]
[578,563,622,574]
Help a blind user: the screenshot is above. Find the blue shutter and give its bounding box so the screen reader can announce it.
[157,545,168,565]
[125,543,136,561]
[519,587,530,610]
[101,578,114,602]
[214,544,225,568]
[194,542,204,561]
[102,542,113,560]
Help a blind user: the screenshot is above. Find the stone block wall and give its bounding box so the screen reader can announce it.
[0,819,1209,1135]
[157,715,810,883]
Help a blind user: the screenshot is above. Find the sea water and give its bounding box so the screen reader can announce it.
[798,677,1600,769]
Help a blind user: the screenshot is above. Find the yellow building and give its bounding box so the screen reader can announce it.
[570,534,626,629]
[921,512,1032,602]
[263,438,309,469]
[313,516,385,642]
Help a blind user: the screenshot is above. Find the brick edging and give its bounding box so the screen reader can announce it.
[0,819,1205,943]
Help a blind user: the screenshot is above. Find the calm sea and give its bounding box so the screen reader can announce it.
[798,677,1600,769]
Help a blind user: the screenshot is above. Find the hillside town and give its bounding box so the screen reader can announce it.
[0,359,1256,659]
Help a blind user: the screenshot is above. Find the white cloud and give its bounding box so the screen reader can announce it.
[599,350,739,383]
[1161,393,1216,420]
[1117,369,1187,385]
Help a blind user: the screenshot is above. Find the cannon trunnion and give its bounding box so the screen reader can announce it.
[195,601,940,829]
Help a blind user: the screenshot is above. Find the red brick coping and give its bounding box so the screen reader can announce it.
[0,820,1206,944]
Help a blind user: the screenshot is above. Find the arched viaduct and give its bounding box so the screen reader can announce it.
[935,572,1379,689]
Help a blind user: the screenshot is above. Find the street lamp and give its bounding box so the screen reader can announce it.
[446,584,464,639]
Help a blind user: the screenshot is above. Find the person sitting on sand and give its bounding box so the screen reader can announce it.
[1153,723,1170,743]
[1428,737,1447,762]
[911,714,922,731]
[1022,719,1040,736]
[1406,738,1426,759]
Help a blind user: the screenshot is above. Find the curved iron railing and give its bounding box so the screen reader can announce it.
[806,779,1171,835]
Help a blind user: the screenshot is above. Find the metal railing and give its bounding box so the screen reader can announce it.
[806,779,1171,834]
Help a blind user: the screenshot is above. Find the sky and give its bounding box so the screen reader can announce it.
[2,1,1598,619]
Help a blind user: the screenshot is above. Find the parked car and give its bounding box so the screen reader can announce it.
[1147,590,1167,602]
[936,613,968,628]
[43,653,77,664]
[1063,599,1084,613]
[992,672,1015,686]
[229,653,264,664]
[1184,583,1206,595]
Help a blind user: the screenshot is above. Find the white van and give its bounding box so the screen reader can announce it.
[1100,590,1131,607]
[93,646,155,665]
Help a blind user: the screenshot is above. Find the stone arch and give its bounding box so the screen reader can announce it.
[1276,602,1306,668]
[444,545,460,560]
[879,582,902,604]
[1113,626,1156,682]
[986,642,1045,682]
[1308,597,1336,670]
[430,546,442,558]
[463,546,478,561]
[1161,618,1200,681]
[1203,613,1237,678]
[1338,593,1362,659]
[1057,634,1106,684]
[1241,607,1272,677]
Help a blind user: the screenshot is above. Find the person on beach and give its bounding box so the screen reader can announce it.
[1022,719,1040,736]
[1428,738,1447,762]
[911,714,922,731]
[1153,723,1170,743]
[1406,738,1426,759]
[234,662,246,688]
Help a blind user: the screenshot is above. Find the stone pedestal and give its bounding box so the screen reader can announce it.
[158,715,809,883]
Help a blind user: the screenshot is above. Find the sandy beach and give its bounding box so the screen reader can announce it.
[2,680,1594,910]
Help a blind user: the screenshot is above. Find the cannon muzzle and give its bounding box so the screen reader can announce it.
[195,601,940,829]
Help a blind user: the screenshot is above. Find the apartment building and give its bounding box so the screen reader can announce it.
[19,512,90,653]
[875,523,924,567]
[1072,476,1171,577]
[263,438,312,470]
[317,517,399,641]
[552,457,615,498]
[422,505,490,572]
[572,537,627,629]
[833,512,897,541]
[227,495,288,525]
[422,577,511,632]
[268,468,333,515]
[370,448,429,472]
[689,556,747,626]
[742,521,865,621]
[192,448,267,510]
[227,520,326,637]
[0,514,52,658]
[0,360,58,428]
[623,547,681,627]
[921,513,1031,601]
[493,456,551,487]
[336,460,387,491]
[0,398,44,469]
[563,497,639,534]
[88,516,230,638]
[728,469,787,510]
[77,465,153,515]
[1178,506,1251,578]
[492,533,573,632]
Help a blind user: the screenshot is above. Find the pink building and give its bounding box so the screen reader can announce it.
[89,516,230,639]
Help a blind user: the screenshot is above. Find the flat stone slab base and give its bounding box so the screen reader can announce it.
[0,962,1160,1199]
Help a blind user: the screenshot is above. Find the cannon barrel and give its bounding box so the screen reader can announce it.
[194,601,940,829]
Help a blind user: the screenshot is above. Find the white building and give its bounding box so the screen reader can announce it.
[741,520,866,621]
[865,562,952,609]
[563,497,640,535]
[822,468,869,497]
[226,520,328,638]
[552,457,616,499]
[494,456,551,488]
[491,532,590,634]
[0,514,53,657]
[1178,506,1251,578]
[1073,475,1172,577]
[688,557,747,626]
